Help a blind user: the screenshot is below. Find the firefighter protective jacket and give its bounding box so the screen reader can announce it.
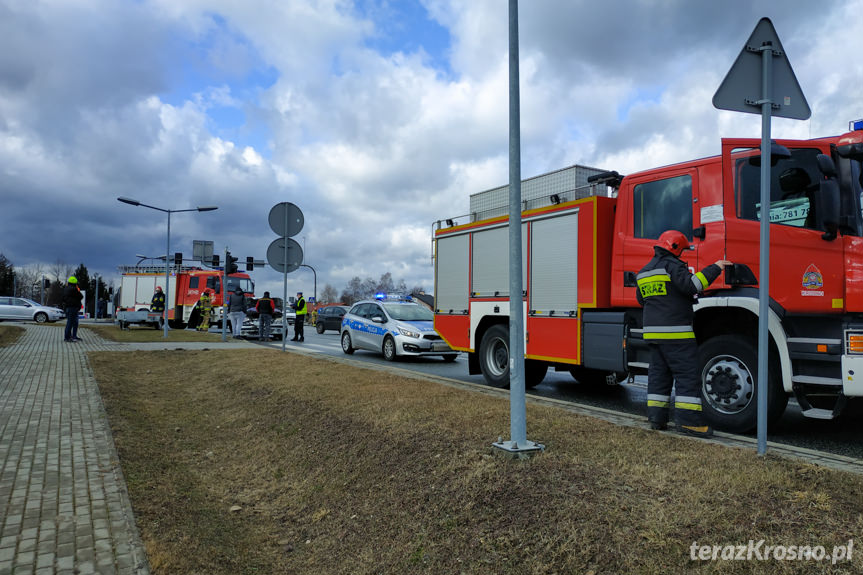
[635,246,722,341]
[151,291,166,312]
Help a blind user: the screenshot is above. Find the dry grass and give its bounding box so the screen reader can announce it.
[0,324,25,347]
[86,322,225,343]
[92,349,863,575]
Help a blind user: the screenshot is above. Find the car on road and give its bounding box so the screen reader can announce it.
[340,296,458,362]
[315,305,348,333]
[0,297,65,323]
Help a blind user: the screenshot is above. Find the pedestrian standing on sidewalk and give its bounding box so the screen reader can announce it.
[228,287,246,338]
[256,291,275,340]
[62,276,84,342]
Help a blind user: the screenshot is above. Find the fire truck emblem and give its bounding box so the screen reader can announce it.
[801,264,824,296]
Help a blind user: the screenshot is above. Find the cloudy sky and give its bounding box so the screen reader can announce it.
[2,0,862,300]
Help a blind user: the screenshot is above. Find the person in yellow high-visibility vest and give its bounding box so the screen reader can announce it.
[197,290,212,332]
[291,291,306,341]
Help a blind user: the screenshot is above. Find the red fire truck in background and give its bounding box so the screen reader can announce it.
[433,122,863,432]
[117,265,255,329]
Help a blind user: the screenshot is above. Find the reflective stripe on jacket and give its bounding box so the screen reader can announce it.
[635,246,721,342]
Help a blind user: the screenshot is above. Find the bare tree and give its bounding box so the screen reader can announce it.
[320,284,339,304]
[50,259,73,284]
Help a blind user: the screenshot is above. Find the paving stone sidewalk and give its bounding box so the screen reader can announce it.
[0,324,147,575]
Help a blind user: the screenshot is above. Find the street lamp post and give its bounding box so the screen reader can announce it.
[300,264,316,306]
[118,197,218,338]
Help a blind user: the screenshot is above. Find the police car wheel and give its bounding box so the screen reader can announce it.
[341,331,355,354]
[442,354,458,363]
[699,334,787,433]
[382,336,397,361]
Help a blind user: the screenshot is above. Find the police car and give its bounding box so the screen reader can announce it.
[340,294,458,362]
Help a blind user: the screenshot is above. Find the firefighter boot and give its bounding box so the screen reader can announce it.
[649,419,668,431]
[676,425,714,438]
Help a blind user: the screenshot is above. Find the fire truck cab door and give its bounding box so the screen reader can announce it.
[620,166,702,298]
[722,139,844,314]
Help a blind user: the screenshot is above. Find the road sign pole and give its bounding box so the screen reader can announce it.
[222,246,228,342]
[282,208,288,352]
[712,18,809,456]
[756,43,774,456]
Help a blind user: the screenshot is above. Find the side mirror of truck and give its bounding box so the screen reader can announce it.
[815,154,840,241]
[725,263,758,287]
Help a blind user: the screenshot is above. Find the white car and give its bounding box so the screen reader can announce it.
[0,297,65,323]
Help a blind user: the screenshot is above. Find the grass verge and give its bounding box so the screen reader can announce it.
[0,325,25,347]
[92,349,863,574]
[86,323,226,343]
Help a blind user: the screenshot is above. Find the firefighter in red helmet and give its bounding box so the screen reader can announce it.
[635,230,732,437]
[151,286,166,313]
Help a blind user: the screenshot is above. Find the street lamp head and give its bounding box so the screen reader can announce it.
[117,196,141,206]
[196,206,219,212]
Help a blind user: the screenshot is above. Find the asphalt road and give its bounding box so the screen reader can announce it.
[257,327,863,460]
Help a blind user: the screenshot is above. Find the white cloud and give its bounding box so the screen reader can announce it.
[2,0,862,300]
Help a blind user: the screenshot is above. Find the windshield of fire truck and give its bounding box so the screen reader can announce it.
[226,277,254,294]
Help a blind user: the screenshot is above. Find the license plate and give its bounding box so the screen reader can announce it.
[432,341,450,352]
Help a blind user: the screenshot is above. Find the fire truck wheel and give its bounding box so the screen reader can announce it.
[525,360,548,388]
[698,335,788,433]
[479,324,510,388]
[382,336,397,361]
[479,324,548,389]
[341,331,355,354]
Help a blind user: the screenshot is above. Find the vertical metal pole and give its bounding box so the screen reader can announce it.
[282,207,288,352]
[164,211,171,338]
[757,42,774,455]
[222,247,228,342]
[507,0,527,451]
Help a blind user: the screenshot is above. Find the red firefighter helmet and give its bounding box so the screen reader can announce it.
[657,230,689,257]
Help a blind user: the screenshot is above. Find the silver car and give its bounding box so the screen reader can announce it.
[340,297,458,362]
[0,297,65,323]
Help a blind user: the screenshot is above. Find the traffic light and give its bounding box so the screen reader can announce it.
[211,254,220,267]
[227,251,239,274]
[174,252,183,265]
[246,256,254,271]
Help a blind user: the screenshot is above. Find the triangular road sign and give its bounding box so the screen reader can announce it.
[713,17,810,120]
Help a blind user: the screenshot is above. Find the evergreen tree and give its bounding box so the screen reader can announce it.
[0,254,14,296]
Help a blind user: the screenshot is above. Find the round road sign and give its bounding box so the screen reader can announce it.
[266,237,303,273]
[269,202,304,237]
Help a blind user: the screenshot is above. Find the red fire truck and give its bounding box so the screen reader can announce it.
[117,265,254,329]
[433,122,863,432]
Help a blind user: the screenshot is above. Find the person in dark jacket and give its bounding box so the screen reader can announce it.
[227,287,246,338]
[256,292,275,340]
[62,276,84,342]
[635,230,731,438]
[151,286,166,313]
